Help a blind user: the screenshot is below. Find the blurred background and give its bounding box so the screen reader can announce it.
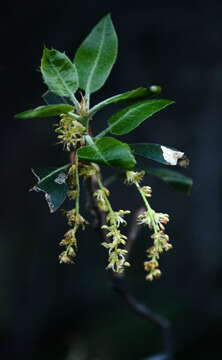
[0,0,221,358]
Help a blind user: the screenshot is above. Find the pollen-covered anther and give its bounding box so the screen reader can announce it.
[94,187,110,200]
[59,229,76,246]
[59,251,74,264]
[106,209,130,227]
[125,170,145,185]
[67,246,76,257]
[146,269,162,281]
[151,231,170,244]
[106,246,130,273]
[147,245,159,258]
[164,243,173,251]
[144,259,159,271]
[101,223,130,273]
[137,211,153,228]
[93,187,110,211]
[140,186,152,197]
[66,209,88,229]
[55,115,87,151]
[156,213,170,225]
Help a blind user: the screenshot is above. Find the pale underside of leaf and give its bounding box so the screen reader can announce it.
[160,145,184,165]
[42,90,71,105]
[130,143,185,166]
[15,104,74,119]
[41,49,79,101]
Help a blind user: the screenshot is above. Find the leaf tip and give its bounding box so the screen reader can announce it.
[14,113,21,119]
[149,85,162,94]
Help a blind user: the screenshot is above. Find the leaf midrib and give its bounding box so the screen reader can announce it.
[47,54,76,100]
[81,137,110,166]
[32,164,70,185]
[108,100,172,134]
[108,101,152,132]
[85,18,107,94]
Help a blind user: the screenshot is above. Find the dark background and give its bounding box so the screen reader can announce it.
[0,0,221,358]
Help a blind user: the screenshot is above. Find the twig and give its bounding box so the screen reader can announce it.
[87,176,173,359]
[112,273,173,358]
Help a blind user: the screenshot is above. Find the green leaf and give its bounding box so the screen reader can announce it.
[90,86,162,116]
[130,143,189,167]
[74,14,118,94]
[15,104,74,119]
[42,90,71,105]
[97,99,174,137]
[77,136,136,170]
[41,48,79,101]
[31,165,70,213]
[145,167,193,194]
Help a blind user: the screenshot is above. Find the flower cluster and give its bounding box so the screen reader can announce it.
[59,157,89,264]
[93,175,131,273]
[125,171,173,281]
[66,209,88,229]
[93,187,110,211]
[101,209,131,273]
[125,170,145,185]
[55,114,87,151]
[106,209,130,227]
[59,210,88,264]
[138,209,172,281]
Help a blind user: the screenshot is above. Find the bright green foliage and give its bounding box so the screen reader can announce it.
[15,104,73,119]
[145,168,193,194]
[15,14,192,282]
[31,166,69,212]
[74,14,118,94]
[97,99,174,137]
[78,136,136,169]
[90,86,162,115]
[41,48,79,101]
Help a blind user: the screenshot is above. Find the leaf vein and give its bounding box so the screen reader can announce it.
[85,18,107,94]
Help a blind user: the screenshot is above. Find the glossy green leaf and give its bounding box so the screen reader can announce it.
[90,86,162,116]
[145,167,193,194]
[41,48,79,101]
[130,143,188,167]
[74,14,118,94]
[31,165,70,213]
[77,136,136,170]
[42,90,71,105]
[97,99,174,137]
[15,104,74,119]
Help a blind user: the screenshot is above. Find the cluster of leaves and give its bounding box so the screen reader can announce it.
[15,14,192,269]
